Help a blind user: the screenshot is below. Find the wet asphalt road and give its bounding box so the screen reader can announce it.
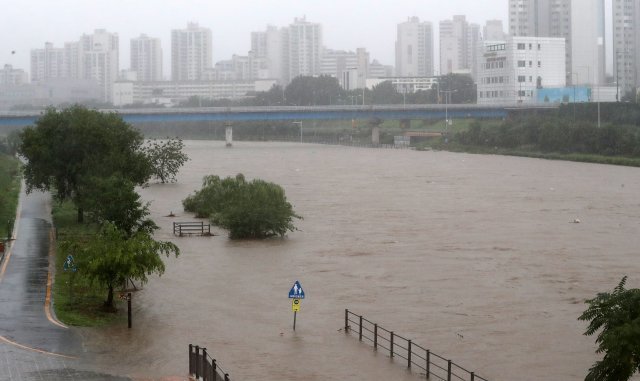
[0,189,130,381]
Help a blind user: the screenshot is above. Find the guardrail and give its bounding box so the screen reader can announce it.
[189,344,231,381]
[344,309,488,381]
[173,221,211,237]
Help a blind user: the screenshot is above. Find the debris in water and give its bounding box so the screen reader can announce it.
[573,219,581,224]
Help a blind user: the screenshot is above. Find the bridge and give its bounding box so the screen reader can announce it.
[0,104,558,145]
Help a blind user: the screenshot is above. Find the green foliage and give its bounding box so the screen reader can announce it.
[79,175,156,236]
[62,222,179,309]
[143,137,189,183]
[18,106,151,211]
[285,75,344,106]
[183,174,301,239]
[578,277,640,381]
[0,154,20,239]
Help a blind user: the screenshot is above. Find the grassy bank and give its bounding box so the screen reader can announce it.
[0,154,20,241]
[52,201,125,326]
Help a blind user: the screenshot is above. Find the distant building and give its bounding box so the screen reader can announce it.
[0,64,28,85]
[287,17,323,83]
[508,0,605,85]
[171,23,213,81]
[71,29,119,102]
[613,0,640,97]
[395,17,434,77]
[130,34,163,82]
[439,16,481,78]
[477,37,566,104]
[484,20,506,41]
[0,78,101,110]
[369,60,395,78]
[112,79,277,107]
[322,48,369,89]
[30,42,66,82]
[205,53,269,81]
[251,25,287,83]
[366,76,438,93]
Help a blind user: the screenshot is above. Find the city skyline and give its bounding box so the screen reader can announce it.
[2,0,514,78]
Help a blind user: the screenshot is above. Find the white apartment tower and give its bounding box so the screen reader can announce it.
[72,29,119,102]
[484,20,506,41]
[171,23,213,81]
[0,64,28,85]
[440,16,480,77]
[251,26,287,83]
[395,17,434,77]
[477,36,566,104]
[30,42,66,82]
[613,0,640,98]
[130,34,163,82]
[287,17,322,83]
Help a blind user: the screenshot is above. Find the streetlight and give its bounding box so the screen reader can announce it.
[440,89,457,136]
[292,121,302,143]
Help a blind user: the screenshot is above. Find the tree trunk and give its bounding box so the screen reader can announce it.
[105,284,114,310]
[77,207,84,223]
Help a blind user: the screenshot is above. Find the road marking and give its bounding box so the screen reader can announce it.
[0,335,77,359]
[45,229,68,329]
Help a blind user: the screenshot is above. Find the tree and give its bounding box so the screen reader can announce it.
[578,276,640,381]
[183,174,302,239]
[285,76,344,106]
[63,222,179,310]
[18,106,151,222]
[79,175,156,236]
[144,137,189,183]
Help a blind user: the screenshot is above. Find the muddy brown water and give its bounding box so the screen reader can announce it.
[79,141,640,380]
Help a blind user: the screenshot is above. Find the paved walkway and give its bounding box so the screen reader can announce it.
[0,189,131,381]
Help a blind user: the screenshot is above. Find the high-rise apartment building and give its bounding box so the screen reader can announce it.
[508,0,605,85]
[440,16,481,78]
[484,20,506,41]
[287,17,322,83]
[65,29,119,102]
[395,17,434,77]
[30,42,66,82]
[0,64,28,85]
[613,0,640,98]
[131,34,163,82]
[251,26,287,83]
[171,23,213,81]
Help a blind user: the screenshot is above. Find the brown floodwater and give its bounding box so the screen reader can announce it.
[79,141,640,380]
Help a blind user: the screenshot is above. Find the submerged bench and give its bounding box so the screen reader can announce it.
[173,221,212,237]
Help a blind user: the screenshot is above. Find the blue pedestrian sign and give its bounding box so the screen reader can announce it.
[288,281,305,299]
[63,255,77,272]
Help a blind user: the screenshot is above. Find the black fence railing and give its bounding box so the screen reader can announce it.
[189,344,231,381]
[173,221,211,237]
[344,309,488,381]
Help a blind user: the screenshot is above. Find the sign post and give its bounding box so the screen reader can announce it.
[288,281,305,331]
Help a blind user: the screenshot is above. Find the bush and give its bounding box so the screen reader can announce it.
[183,174,301,239]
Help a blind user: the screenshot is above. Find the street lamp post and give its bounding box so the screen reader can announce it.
[292,121,302,143]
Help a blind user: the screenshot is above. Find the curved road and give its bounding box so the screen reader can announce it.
[0,188,129,381]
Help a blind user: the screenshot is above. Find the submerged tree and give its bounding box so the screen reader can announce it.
[144,137,189,183]
[183,174,301,239]
[578,276,640,381]
[63,222,179,310]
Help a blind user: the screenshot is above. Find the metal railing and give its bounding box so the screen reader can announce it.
[189,344,231,381]
[344,309,488,381]
[173,221,211,237]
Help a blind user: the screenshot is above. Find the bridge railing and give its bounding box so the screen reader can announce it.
[345,309,488,381]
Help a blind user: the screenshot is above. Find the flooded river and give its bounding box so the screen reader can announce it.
[80,141,640,380]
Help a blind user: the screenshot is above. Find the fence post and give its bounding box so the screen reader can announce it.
[359,315,363,341]
[426,350,430,378]
[189,344,193,375]
[408,340,412,368]
[212,359,217,381]
[195,345,200,379]
[224,373,230,381]
[471,372,475,381]
[390,331,394,358]
[345,309,349,332]
[447,360,452,381]
[202,348,208,381]
[373,324,378,350]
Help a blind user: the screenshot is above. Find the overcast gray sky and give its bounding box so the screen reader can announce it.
[0,0,613,77]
